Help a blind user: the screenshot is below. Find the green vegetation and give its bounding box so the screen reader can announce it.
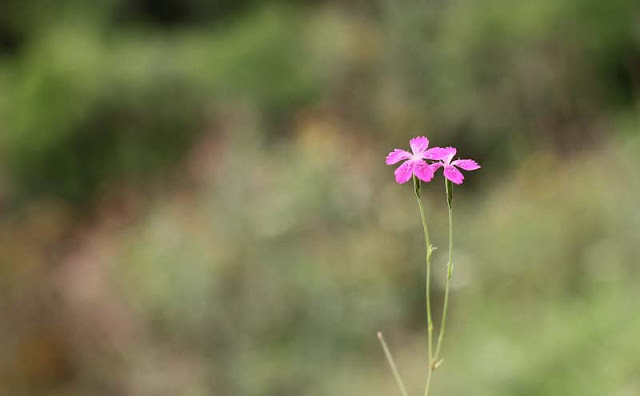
[0,0,638,394]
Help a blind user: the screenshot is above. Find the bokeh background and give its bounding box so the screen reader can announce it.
[1,0,639,395]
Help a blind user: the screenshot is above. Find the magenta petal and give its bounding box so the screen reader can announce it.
[451,159,480,171]
[412,160,435,183]
[394,161,414,184]
[425,146,456,163]
[442,147,457,164]
[409,136,429,154]
[443,165,464,184]
[385,149,412,165]
[430,162,444,172]
[423,147,447,160]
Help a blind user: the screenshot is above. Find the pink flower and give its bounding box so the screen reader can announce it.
[386,136,447,184]
[429,147,480,185]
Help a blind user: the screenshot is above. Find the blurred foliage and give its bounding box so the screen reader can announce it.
[1,3,323,202]
[0,0,639,395]
[377,0,640,155]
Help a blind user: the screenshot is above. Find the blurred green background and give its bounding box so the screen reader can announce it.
[1,0,639,395]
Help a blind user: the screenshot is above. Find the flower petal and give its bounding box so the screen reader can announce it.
[451,159,480,171]
[412,160,435,183]
[423,147,447,160]
[442,147,457,163]
[385,149,412,165]
[430,162,444,172]
[443,165,464,184]
[394,161,414,184]
[409,136,429,155]
[424,146,456,163]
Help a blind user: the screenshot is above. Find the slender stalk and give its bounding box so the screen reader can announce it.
[413,176,435,396]
[413,176,434,363]
[425,366,433,396]
[434,179,454,361]
[377,332,410,396]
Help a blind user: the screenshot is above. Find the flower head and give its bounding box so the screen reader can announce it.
[386,136,446,184]
[429,147,480,185]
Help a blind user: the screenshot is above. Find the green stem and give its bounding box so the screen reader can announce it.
[434,179,454,362]
[413,176,434,396]
[425,367,433,396]
[378,332,410,396]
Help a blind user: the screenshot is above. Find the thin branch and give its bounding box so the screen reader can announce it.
[377,332,410,396]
